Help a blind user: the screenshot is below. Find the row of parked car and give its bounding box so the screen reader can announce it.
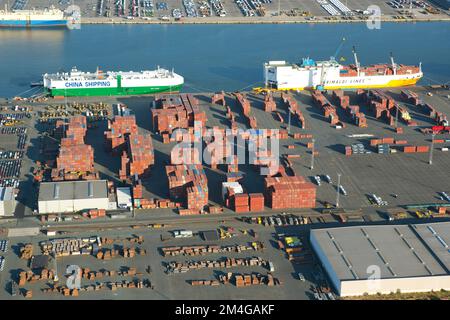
[0,256,5,272]
[0,240,7,272]
[17,134,27,150]
[0,178,19,188]
[0,151,24,160]
[0,240,8,253]
[242,214,303,226]
[0,127,26,135]
[0,160,22,179]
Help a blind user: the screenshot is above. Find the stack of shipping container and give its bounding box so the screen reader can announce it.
[249,193,264,211]
[332,90,367,127]
[211,91,226,107]
[234,92,259,129]
[232,193,249,213]
[119,133,155,180]
[360,89,394,124]
[311,91,340,125]
[224,187,265,213]
[171,145,201,165]
[282,92,305,129]
[166,164,208,214]
[401,89,421,106]
[54,116,96,180]
[151,94,207,136]
[264,176,316,209]
[264,91,276,112]
[104,115,138,154]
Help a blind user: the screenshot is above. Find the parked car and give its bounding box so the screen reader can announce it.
[298,273,306,281]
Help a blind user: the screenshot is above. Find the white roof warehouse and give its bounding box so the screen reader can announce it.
[38,180,109,214]
[310,222,450,297]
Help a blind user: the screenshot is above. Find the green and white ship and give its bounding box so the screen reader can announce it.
[43,66,184,97]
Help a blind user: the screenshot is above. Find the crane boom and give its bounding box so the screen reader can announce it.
[330,37,346,62]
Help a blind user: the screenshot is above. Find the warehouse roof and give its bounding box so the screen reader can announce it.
[412,222,450,272]
[38,180,108,201]
[311,223,450,281]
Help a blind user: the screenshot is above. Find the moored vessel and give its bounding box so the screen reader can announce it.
[263,49,423,91]
[43,67,184,97]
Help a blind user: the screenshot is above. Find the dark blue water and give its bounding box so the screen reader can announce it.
[0,22,449,98]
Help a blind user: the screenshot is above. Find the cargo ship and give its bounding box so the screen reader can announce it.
[263,50,423,91]
[0,5,68,27]
[43,67,184,97]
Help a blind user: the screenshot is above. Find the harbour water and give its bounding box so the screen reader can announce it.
[0,22,449,98]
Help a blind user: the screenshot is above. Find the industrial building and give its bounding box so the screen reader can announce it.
[38,180,110,214]
[0,187,17,217]
[310,222,450,297]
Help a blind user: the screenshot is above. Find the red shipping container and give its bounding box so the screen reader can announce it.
[438,207,447,214]
[234,205,250,213]
[233,194,249,206]
[402,146,416,153]
[249,193,264,212]
[416,145,430,153]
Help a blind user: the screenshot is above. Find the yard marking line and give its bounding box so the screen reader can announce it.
[334,156,367,207]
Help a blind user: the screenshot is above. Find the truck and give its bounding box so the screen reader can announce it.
[173,230,193,238]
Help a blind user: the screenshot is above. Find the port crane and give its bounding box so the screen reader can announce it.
[330,37,346,63]
[316,38,346,91]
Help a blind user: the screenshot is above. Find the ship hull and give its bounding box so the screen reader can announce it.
[323,77,420,90]
[48,84,183,97]
[0,19,67,27]
[275,76,421,91]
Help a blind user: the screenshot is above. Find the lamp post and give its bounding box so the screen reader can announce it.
[336,173,342,208]
[310,138,315,170]
[395,105,399,129]
[429,133,435,165]
[287,108,291,134]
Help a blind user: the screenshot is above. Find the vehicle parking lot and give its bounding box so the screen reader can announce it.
[16,0,448,20]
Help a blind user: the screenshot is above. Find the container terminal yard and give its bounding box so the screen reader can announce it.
[1,0,449,24]
[0,83,449,300]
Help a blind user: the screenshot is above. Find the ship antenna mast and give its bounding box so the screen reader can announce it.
[352,46,360,76]
[390,52,397,75]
